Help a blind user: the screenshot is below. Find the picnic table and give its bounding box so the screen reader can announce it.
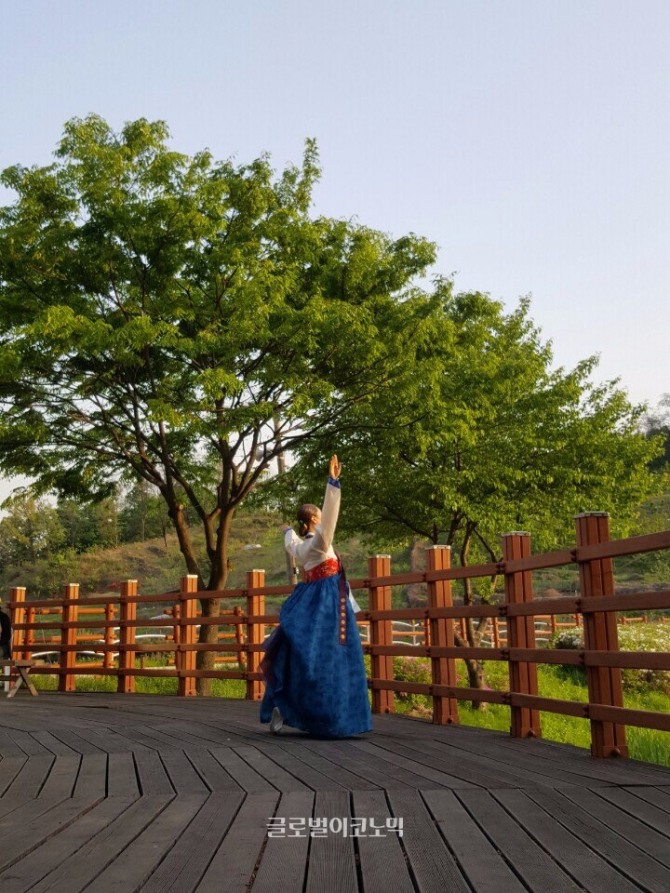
[0,659,38,698]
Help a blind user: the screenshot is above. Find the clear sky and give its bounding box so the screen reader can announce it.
[1,0,669,501]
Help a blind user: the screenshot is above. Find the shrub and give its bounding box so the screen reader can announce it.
[393,655,431,687]
[393,656,432,716]
[618,623,670,693]
[551,628,584,650]
[549,622,670,693]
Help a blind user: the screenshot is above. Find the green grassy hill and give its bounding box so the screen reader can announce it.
[2,496,669,608]
[0,509,403,607]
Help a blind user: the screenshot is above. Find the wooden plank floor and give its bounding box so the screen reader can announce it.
[1,694,669,892]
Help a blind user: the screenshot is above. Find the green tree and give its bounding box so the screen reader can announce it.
[0,492,66,567]
[119,480,170,543]
[288,283,663,694]
[57,495,120,551]
[644,395,670,474]
[0,115,435,689]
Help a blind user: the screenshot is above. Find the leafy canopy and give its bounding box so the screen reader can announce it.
[288,281,663,563]
[0,492,66,567]
[0,115,436,588]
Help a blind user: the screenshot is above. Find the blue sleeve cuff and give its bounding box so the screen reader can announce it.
[328,476,341,488]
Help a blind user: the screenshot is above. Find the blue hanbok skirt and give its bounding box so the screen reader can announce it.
[259,572,372,738]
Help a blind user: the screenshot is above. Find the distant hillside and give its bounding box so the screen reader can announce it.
[2,498,668,610]
[0,509,402,606]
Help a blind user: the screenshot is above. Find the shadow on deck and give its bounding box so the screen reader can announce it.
[1,693,669,892]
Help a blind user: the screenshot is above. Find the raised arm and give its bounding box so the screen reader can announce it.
[315,454,342,551]
[282,455,342,564]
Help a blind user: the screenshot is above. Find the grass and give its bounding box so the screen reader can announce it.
[31,663,246,698]
[392,656,670,767]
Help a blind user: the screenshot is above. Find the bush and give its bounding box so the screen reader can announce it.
[618,623,670,693]
[551,628,584,650]
[549,622,670,693]
[393,656,432,716]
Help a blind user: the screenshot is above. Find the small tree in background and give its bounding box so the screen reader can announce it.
[57,495,121,552]
[0,492,66,567]
[118,480,171,544]
[635,395,670,579]
[643,395,670,474]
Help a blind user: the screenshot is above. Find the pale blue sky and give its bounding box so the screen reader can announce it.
[1,0,669,499]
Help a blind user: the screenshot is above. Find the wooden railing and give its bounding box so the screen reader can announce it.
[7,512,670,758]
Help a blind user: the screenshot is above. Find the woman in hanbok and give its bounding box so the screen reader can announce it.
[260,455,372,738]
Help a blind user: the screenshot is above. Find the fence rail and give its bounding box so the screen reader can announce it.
[6,513,670,758]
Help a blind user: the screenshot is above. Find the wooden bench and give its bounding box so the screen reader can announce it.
[0,659,38,698]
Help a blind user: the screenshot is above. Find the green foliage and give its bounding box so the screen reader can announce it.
[392,655,670,766]
[551,628,585,650]
[0,115,436,589]
[549,623,670,692]
[276,280,664,622]
[392,655,433,715]
[32,664,246,698]
[0,492,66,567]
[0,504,387,600]
[299,283,661,560]
[643,394,670,473]
[616,623,670,692]
[57,495,121,552]
[272,278,662,706]
[0,535,181,599]
[118,481,170,543]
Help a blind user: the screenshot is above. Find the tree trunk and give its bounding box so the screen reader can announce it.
[168,504,201,578]
[195,508,236,695]
[465,656,485,692]
[458,528,488,708]
[459,619,487,710]
[196,597,222,696]
[406,538,427,607]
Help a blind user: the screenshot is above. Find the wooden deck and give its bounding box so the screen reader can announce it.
[1,695,669,892]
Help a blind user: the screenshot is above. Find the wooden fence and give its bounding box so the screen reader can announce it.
[6,512,670,758]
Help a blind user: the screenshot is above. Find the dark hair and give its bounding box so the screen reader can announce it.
[297,503,319,536]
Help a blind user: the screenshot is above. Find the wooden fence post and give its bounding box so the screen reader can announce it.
[178,575,198,697]
[234,605,246,670]
[502,532,542,739]
[426,546,459,724]
[246,569,265,701]
[104,602,116,670]
[117,580,137,694]
[24,606,36,663]
[172,602,182,676]
[575,513,628,758]
[8,588,25,656]
[9,587,26,661]
[59,583,79,693]
[368,555,394,714]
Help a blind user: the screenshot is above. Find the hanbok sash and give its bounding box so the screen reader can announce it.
[301,556,356,645]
